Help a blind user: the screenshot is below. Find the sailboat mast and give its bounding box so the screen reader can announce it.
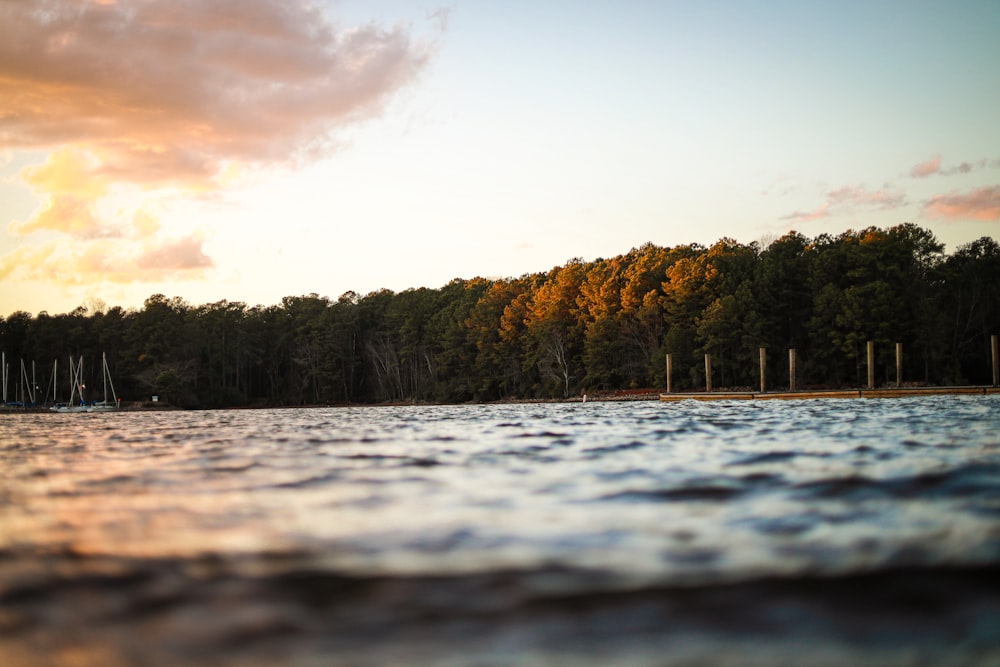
[49,359,58,405]
[19,359,28,404]
[77,356,85,404]
[103,352,119,406]
[69,355,79,405]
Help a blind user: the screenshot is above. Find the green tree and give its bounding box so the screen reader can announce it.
[935,237,1000,384]
[127,295,197,405]
[466,276,537,400]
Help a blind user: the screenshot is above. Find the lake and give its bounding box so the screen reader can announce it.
[2,397,999,666]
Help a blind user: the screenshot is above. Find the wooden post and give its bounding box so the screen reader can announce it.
[788,348,797,392]
[895,342,903,388]
[992,335,998,387]
[665,353,673,394]
[705,354,712,392]
[759,347,766,393]
[866,340,875,390]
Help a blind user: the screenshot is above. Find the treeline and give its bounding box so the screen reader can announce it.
[2,224,998,408]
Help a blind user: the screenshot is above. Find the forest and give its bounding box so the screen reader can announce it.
[2,224,999,408]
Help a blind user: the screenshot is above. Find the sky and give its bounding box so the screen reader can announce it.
[1,0,999,317]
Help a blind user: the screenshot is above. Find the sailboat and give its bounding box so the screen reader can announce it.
[88,353,120,412]
[50,353,119,413]
[50,356,86,412]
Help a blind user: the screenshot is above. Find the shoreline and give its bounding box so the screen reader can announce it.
[3,385,998,414]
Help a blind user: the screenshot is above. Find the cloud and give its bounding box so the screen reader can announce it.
[909,155,993,178]
[0,243,59,283]
[20,147,109,199]
[8,147,121,238]
[827,184,906,210]
[781,184,906,222]
[135,235,214,273]
[428,7,454,31]
[0,0,432,284]
[910,155,941,178]
[948,161,974,174]
[923,185,1000,222]
[0,232,214,285]
[10,194,113,239]
[781,203,830,222]
[0,1,430,182]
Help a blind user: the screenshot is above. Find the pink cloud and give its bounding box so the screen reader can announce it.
[780,184,906,222]
[136,236,214,273]
[0,0,433,285]
[781,203,830,222]
[827,184,906,210]
[1,233,215,285]
[0,1,431,185]
[909,155,993,178]
[910,155,941,178]
[923,186,1000,222]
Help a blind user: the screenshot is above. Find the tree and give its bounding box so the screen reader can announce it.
[577,257,626,389]
[936,237,1000,384]
[191,300,250,407]
[0,224,989,405]
[524,261,587,397]
[280,294,336,404]
[425,278,489,402]
[467,276,537,400]
[127,295,196,405]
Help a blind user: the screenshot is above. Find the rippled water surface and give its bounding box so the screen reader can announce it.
[2,397,1000,665]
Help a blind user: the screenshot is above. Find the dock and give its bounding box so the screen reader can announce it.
[660,386,1000,402]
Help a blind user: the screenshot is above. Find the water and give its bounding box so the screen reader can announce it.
[2,397,999,666]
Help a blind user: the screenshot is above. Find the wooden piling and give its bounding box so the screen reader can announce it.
[659,336,1000,397]
[867,341,875,390]
[665,353,673,394]
[789,349,797,392]
[759,347,766,394]
[992,335,998,387]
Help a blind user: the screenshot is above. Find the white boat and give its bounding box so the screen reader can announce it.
[50,356,85,412]
[50,353,119,413]
[50,403,90,413]
[87,353,119,412]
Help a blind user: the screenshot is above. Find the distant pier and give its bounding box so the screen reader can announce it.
[663,337,999,402]
[660,386,1000,402]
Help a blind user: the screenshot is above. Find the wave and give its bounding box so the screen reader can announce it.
[1,552,998,667]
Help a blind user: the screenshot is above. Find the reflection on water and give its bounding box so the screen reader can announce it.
[2,397,999,665]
